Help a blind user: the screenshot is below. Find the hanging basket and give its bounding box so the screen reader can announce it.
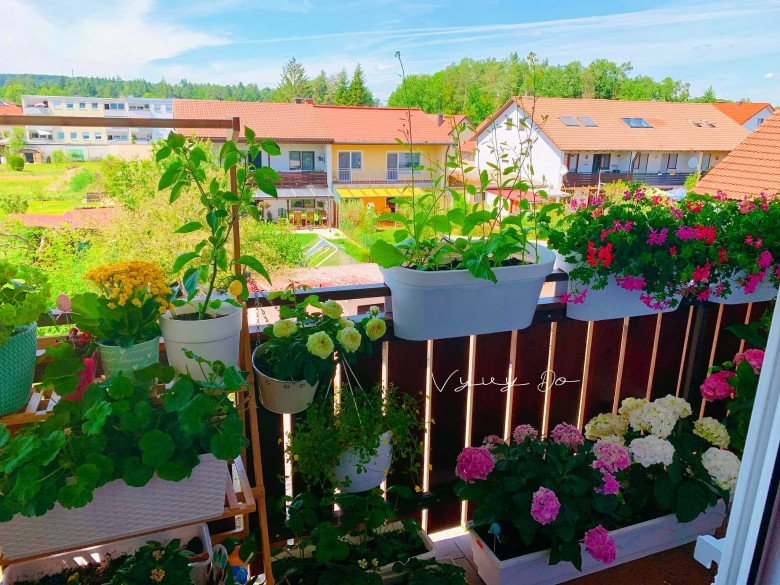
[253,348,318,414]
[332,431,393,493]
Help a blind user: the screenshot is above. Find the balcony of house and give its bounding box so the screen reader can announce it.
[333,168,434,185]
[563,170,693,188]
[276,170,328,188]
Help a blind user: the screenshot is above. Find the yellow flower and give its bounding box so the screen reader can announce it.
[107,302,116,309]
[272,319,297,338]
[322,299,344,319]
[365,318,386,341]
[131,298,142,308]
[337,327,362,353]
[228,279,243,299]
[150,568,165,582]
[306,331,334,359]
[584,413,628,441]
[339,317,353,329]
[414,485,422,493]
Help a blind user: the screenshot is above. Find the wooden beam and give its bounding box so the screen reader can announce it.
[0,115,234,129]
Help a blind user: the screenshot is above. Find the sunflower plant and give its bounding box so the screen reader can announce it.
[253,288,387,388]
[69,261,171,348]
[157,129,280,320]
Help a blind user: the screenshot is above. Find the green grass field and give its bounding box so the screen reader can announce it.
[0,162,101,215]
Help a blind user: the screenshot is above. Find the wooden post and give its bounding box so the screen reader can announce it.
[230,117,275,584]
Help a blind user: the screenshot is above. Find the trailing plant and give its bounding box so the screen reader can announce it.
[370,52,558,282]
[156,128,281,320]
[254,289,386,387]
[456,394,738,570]
[69,260,171,347]
[0,260,50,344]
[393,557,467,585]
[0,358,247,521]
[288,384,422,490]
[274,488,431,584]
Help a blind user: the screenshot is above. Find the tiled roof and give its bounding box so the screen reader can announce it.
[172,100,332,143]
[0,102,22,116]
[9,207,117,228]
[173,100,455,145]
[693,109,780,198]
[313,105,453,144]
[474,97,749,152]
[713,102,774,125]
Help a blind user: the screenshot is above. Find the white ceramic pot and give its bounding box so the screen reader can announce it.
[159,302,243,379]
[332,431,393,493]
[253,347,318,414]
[712,272,778,305]
[381,243,555,340]
[0,454,228,562]
[469,502,726,585]
[556,256,681,321]
[2,524,213,585]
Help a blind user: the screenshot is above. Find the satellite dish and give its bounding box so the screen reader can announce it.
[687,157,699,169]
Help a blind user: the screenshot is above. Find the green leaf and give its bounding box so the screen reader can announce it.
[82,401,111,436]
[58,482,94,509]
[0,424,9,448]
[158,164,182,190]
[173,251,199,273]
[163,377,195,412]
[157,451,199,482]
[122,456,155,487]
[106,375,133,400]
[260,138,281,156]
[139,430,176,468]
[653,474,677,511]
[75,463,101,488]
[176,221,204,234]
[370,239,406,268]
[237,254,271,284]
[182,266,201,298]
[675,480,709,523]
[155,145,171,161]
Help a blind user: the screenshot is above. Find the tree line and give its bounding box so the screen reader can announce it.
[0,58,375,107]
[387,54,719,122]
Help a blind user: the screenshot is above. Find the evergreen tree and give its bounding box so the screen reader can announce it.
[310,70,330,104]
[273,57,310,102]
[347,64,373,106]
[332,69,350,105]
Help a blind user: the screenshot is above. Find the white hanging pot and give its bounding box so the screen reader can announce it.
[159,302,242,380]
[332,431,392,493]
[252,347,318,414]
[712,272,778,305]
[381,243,554,340]
[556,255,681,321]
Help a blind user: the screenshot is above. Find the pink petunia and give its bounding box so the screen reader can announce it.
[584,526,617,564]
[530,487,561,525]
[700,370,736,401]
[734,349,764,374]
[455,447,495,483]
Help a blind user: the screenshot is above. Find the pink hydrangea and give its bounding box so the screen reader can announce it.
[530,487,560,525]
[482,434,504,450]
[734,349,764,374]
[513,424,539,444]
[592,441,631,475]
[598,474,620,495]
[551,423,585,448]
[700,370,736,401]
[455,447,495,483]
[584,525,617,564]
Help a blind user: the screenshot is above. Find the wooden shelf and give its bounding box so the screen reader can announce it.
[0,388,59,427]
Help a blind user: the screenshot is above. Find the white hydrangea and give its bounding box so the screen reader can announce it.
[618,397,648,419]
[702,448,741,492]
[627,401,678,438]
[598,434,626,446]
[655,395,692,420]
[629,435,675,467]
[694,417,730,449]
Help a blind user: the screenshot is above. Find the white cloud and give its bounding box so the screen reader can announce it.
[1,0,226,77]
[765,72,776,79]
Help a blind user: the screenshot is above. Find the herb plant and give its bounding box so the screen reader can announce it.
[156,128,281,320]
[0,261,50,345]
[255,289,386,387]
[0,359,247,521]
[288,384,422,490]
[108,539,195,585]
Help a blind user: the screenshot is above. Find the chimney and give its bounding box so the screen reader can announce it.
[292,97,304,104]
[436,113,444,126]
[304,98,314,105]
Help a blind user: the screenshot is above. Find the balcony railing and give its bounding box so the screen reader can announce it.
[334,169,433,185]
[564,171,692,188]
[277,171,328,188]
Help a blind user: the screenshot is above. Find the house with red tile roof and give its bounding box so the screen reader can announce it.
[174,99,457,217]
[693,109,780,198]
[713,102,775,132]
[473,97,749,192]
[0,101,22,156]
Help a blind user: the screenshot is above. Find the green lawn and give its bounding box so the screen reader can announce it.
[325,236,371,263]
[0,162,101,214]
[27,199,80,214]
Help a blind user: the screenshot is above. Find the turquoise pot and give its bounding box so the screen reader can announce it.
[0,323,36,416]
[98,337,160,377]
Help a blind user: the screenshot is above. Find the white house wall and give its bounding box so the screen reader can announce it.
[565,150,727,174]
[743,106,775,132]
[476,101,565,190]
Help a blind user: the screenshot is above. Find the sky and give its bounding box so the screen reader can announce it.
[4,0,780,104]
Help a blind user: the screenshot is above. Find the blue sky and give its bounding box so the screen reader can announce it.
[5,0,780,104]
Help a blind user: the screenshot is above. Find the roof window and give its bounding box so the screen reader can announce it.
[578,116,598,127]
[560,116,580,127]
[622,117,653,128]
